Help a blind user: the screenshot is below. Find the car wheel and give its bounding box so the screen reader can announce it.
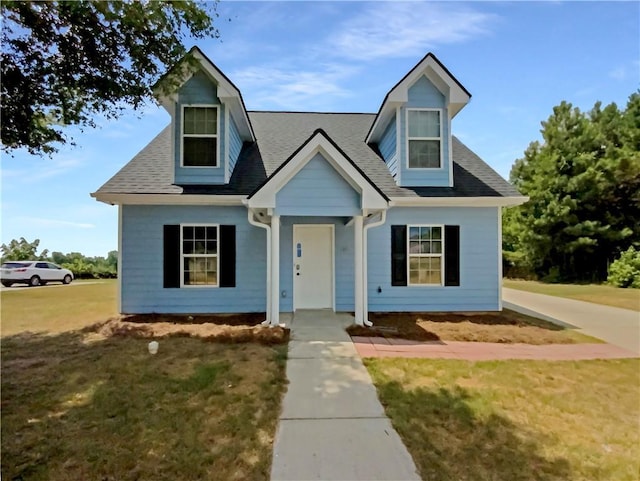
[2,282,12,287]
[29,276,41,287]
[63,275,72,285]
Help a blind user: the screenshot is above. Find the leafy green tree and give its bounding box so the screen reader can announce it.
[1,0,219,155]
[607,246,640,288]
[504,92,640,282]
[1,238,49,262]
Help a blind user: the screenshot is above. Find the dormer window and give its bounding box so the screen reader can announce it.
[182,105,219,167]
[407,109,442,169]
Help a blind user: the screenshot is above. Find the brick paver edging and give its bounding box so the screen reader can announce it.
[351,336,638,361]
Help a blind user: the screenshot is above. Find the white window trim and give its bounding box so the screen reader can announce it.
[407,224,445,286]
[405,108,444,170]
[180,104,220,168]
[180,223,220,288]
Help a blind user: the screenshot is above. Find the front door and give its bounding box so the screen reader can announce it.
[293,225,334,310]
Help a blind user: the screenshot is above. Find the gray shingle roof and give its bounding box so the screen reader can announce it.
[94,111,520,198]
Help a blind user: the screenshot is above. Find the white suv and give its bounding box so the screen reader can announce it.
[1,261,74,287]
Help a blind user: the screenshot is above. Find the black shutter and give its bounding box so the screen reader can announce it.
[391,225,407,286]
[163,225,180,288]
[219,225,236,288]
[444,225,460,286]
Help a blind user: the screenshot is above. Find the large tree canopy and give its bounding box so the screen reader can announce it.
[1,0,218,155]
[504,92,640,282]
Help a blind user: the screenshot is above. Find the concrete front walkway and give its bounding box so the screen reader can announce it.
[352,337,638,360]
[270,310,420,481]
[503,287,640,354]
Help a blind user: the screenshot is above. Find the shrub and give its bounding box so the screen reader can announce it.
[607,246,640,288]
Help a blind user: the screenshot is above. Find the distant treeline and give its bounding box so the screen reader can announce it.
[1,238,117,279]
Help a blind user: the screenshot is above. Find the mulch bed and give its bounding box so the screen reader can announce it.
[346,310,578,344]
[83,313,289,345]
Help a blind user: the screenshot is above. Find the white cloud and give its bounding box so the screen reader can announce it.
[231,63,358,110]
[16,217,95,229]
[1,156,85,183]
[609,66,626,81]
[329,2,497,60]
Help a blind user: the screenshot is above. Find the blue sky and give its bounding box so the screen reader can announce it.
[1,1,638,257]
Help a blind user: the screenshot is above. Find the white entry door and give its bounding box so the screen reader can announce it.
[293,225,334,310]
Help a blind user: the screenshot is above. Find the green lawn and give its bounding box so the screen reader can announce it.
[1,280,118,336]
[1,278,288,480]
[365,357,640,481]
[504,279,640,311]
[1,332,287,480]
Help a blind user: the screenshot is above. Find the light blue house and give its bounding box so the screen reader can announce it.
[92,47,526,326]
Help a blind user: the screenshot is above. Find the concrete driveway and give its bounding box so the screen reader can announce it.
[503,288,640,354]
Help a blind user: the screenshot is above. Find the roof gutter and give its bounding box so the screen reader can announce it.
[90,193,247,206]
[388,196,529,208]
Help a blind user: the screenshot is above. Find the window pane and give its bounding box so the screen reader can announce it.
[432,227,442,240]
[409,270,420,284]
[184,108,196,134]
[409,241,421,254]
[420,227,430,240]
[192,226,203,239]
[421,242,432,254]
[409,227,420,240]
[184,107,217,135]
[409,257,419,270]
[184,256,217,285]
[408,110,440,138]
[183,240,194,254]
[184,138,217,167]
[194,241,206,254]
[206,227,217,241]
[431,257,441,270]
[183,226,194,240]
[409,140,440,168]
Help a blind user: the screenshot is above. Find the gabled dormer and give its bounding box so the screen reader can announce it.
[154,47,255,185]
[367,53,471,188]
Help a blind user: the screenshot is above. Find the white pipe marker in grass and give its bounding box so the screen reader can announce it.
[148,341,159,355]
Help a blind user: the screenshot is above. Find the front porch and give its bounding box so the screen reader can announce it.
[249,212,386,327]
[244,128,389,327]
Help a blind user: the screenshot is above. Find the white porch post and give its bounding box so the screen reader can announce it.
[354,215,364,325]
[270,214,280,325]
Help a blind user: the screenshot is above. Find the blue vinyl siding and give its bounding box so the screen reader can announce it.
[367,207,500,311]
[174,72,226,185]
[121,205,266,313]
[399,75,451,187]
[379,116,398,179]
[228,114,242,176]
[278,217,355,312]
[275,153,360,216]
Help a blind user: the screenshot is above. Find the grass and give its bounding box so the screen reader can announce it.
[1,331,288,480]
[504,279,640,312]
[347,310,600,344]
[365,357,640,481]
[1,280,118,336]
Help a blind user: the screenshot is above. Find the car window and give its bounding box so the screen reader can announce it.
[1,262,31,269]
[35,262,49,268]
[47,263,61,269]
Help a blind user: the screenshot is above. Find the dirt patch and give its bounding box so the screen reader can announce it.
[83,315,289,345]
[347,310,591,344]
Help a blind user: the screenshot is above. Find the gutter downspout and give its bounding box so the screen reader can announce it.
[246,208,271,326]
[362,210,387,327]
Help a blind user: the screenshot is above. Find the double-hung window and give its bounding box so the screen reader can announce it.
[181,225,218,287]
[407,109,442,168]
[408,225,443,285]
[182,106,218,167]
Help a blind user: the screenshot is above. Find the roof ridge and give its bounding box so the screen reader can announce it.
[247,110,376,115]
